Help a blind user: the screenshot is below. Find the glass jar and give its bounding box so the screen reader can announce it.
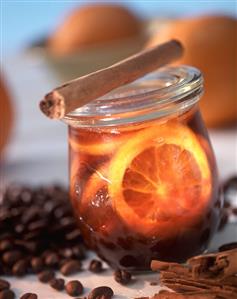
[63,66,222,271]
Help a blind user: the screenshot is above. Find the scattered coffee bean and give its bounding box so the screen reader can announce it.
[21,207,40,224]
[232,207,237,215]
[89,259,103,273]
[65,280,83,297]
[50,278,65,291]
[12,259,28,276]
[0,289,15,299]
[15,224,25,234]
[0,279,10,291]
[2,250,22,265]
[38,270,55,283]
[60,217,76,229]
[28,219,48,232]
[223,200,231,208]
[15,240,37,253]
[1,266,12,276]
[219,242,237,252]
[20,294,37,299]
[60,248,73,259]
[88,286,114,299]
[44,252,59,267]
[150,281,158,286]
[72,245,85,260]
[0,241,12,252]
[114,269,132,285]
[30,257,44,273]
[60,259,81,276]
[66,229,81,241]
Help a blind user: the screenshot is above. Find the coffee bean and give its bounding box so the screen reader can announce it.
[2,250,22,265]
[50,278,65,291]
[54,206,68,218]
[20,189,33,205]
[223,200,231,208]
[219,242,237,252]
[0,240,13,252]
[88,286,114,299]
[23,231,40,241]
[0,290,15,299]
[65,280,83,297]
[21,207,40,224]
[44,252,59,267]
[0,279,10,291]
[12,260,28,276]
[89,259,103,273]
[114,269,132,285]
[60,259,81,276]
[60,248,73,259]
[14,240,37,253]
[72,246,85,259]
[30,257,44,273]
[60,217,76,229]
[15,224,25,234]
[150,281,158,286]
[232,207,237,215]
[28,219,47,231]
[38,270,55,283]
[20,294,37,299]
[65,229,81,241]
[4,185,22,206]
[2,266,12,276]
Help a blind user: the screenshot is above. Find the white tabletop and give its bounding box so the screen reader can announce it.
[1,52,237,298]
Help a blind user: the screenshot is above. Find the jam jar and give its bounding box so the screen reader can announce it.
[63,66,222,270]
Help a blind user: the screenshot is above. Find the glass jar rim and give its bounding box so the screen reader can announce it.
[63,65,203,127]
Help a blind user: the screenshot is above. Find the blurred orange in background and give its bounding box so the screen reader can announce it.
[147,15,237,128]
[48,4,143,56]
[0,75,14,160]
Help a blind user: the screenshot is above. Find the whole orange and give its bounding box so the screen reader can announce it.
[147,15,237,128]
[0,75,13,159]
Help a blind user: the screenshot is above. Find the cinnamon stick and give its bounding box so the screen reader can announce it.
[152,291,224,299]
[40,40,183,119]
[188,248,237,279]
[150,248,237,299]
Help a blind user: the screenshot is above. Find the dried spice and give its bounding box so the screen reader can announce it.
[151,248,237,299]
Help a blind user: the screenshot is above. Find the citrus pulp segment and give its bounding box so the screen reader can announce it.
[108,121,211,237]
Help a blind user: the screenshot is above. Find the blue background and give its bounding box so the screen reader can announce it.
[1,0,236,54]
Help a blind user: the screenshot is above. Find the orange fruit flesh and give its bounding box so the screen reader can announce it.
[108,122,211,238]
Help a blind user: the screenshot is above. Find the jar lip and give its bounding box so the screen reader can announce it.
[63,65,203,127]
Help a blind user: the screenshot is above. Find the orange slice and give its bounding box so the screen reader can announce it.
[108,121,211,238]
[76,165,115,235]
[69,129,125,156]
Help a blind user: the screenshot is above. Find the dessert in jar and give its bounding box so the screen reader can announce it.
[64,66,221,270]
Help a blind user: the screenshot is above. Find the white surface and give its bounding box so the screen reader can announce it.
[8,261,160,299]
[1,53,237,298]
